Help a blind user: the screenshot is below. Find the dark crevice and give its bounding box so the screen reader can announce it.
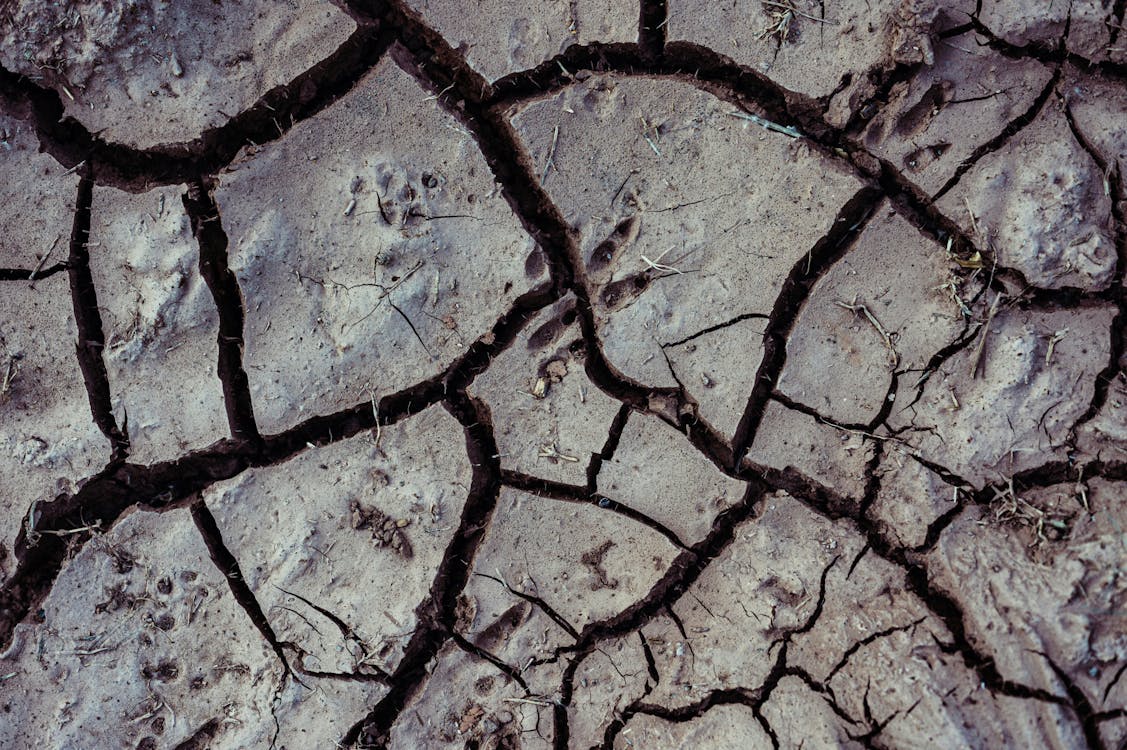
[898,319,980,413]
[824,618,925,684]
[731,186,884,465]
[274,585,391,682]
[171,718,221,750]
[1112,0,1127,46]
[342,391,502,748]
[913,494,968,554]
[567,481,767,650]
[930,64,1063,202]
[0,25,395,191]
[639,0,668,63]
[189,500,292,675]
[639,630,659,683]
[450,631,529,691]
[768,391,872,434]
[2,4,1121,747]
[0,270,558,652]
[473,572,580,641]
[66,172,129,463]
[901,563,1072,708]
[1038,651,1105,750]
[0,263,68,282]
[0,375,441,651]
[552,649,581,749]
[907,452,976,490]
[184,177,261,445]
[857,440,885,519]
[500,468,690,550]
[661,311,770,349]
[625,687,755,722]
[971,460,1127,502]
[1104,661,1127,704]
[586,402,631,492]
[967,15,1127,82]
[1060,103,1127,444]
[603,558,839,748]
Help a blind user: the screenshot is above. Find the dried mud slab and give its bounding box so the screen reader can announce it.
[469,300,623,486]
[513,75,860,390]
[404,0,636,81]
[0,0,354,147]
[615,703,772,748]
[88,186,228,464]
[928,478,1127,705]
[0,114,76,270]
[638,495,854,708]
[0,509,282,749]
[869,451,957,548]
[0,281,104,586]
[205,406,469,676]
[936,106,1118,291]
[1077,356,1127,456]
[860,33,1055,197]
[1068,71,1127,203]
[663,314,767,437]
[466,488,679,635]
[216,59,539,434]
[600,412,745,545]
[777,202,965,425]
[745,401,871,499]
[978,0,1124,66]
[386,639,541,749]
[888,304,1115,485]
[568,635,651,748]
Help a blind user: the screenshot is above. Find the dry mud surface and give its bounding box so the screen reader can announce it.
[1,0,1126,748]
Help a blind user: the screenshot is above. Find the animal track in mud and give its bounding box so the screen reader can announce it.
[0,0,1126,748]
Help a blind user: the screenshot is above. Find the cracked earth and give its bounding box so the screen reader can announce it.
[0,0,1126,747]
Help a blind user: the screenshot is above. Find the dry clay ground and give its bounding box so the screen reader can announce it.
[0,0,1125,748]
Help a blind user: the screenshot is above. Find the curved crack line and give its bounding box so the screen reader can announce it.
[2,4,1121,747]
[189,500,295,680]
[0,275,562,651]
[273,584,392,683]
[585,402,631,493]
[184,176,261,445]
[473,572,580,641]
[660,312,770,349]
[67,171,130,463]
[482,39,1095,307]
[499,468,691,550]
[341,391,503,747]
[966,13,1127,82]
[730,185,884,465]
[930,63,1063,203]
[0,24,395,192]
[450,631,530,691]
[1059,102,1127,446]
